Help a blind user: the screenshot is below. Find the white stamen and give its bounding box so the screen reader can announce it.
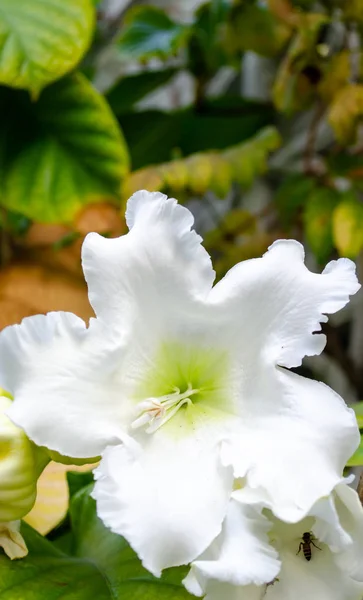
[131,384,199,433]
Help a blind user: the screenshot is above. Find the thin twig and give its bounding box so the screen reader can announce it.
[303,102,326,175]
[357,472,363,506]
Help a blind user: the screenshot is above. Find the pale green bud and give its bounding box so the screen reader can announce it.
[0,396,49,521]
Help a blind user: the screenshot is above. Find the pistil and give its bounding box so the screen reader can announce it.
[131,384,199,433]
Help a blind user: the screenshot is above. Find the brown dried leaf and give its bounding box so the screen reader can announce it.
[75,202,125,237]
[0,263,93,329]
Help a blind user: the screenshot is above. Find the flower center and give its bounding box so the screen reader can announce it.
[131,384,199,434]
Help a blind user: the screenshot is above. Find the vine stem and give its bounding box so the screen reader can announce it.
[303,101,326,176]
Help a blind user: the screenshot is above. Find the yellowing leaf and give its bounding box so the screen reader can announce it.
[343,0,363,21]
[303,187,339,262]
[208,154,232,199]
[159,161,188,192]
[122,167,164,201]
[185,154,213,195]
[333,193,363,258]
[122,127,281,200]
[24,462,95,535]
[227,3,291,57]
[319,52,355,103]
[0,0,95,97]
[273,14,327,114]
[329,84,363,143]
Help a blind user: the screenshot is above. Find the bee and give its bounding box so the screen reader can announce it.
[297,532,322,561]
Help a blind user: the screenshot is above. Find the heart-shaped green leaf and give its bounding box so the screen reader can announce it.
[0,0,95,97]
[117,6,190,60]
[0,73,129,223]
[0,485,193,599]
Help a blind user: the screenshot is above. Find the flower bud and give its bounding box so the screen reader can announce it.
[0,395,48,522]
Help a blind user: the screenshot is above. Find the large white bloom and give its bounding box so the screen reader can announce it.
[184,486,363,600]
[0,191,359,575]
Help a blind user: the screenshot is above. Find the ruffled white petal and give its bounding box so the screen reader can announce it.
[187,580,265,600]
[183,500,280,596]
[93,426,233,576]
[199,495,363,600]
[0,189,359,577]
[310,479,354,553]
[332,484,363,582]
[0,313,132,458]
[210,239,360,369]
[228,369,359,522]
[82,191,215,329]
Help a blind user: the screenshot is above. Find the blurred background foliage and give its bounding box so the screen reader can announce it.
[1,0,363,466]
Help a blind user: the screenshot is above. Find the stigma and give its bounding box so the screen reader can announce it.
[131,384,199,433]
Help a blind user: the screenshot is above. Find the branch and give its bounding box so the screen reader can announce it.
[303,101,326,175]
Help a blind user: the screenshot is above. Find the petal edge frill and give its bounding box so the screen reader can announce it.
[183,500,280,596]
[93,429,233,576]
[229,369,359,522]
[0,313,130,459]
[82,191,215,330]
[210,240,360,369]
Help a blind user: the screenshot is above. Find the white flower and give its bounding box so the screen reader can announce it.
[0,521,28,560]
[0,191,360,575]
[184,486,363,600]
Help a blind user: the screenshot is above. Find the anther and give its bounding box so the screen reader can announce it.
[131,384,199,433]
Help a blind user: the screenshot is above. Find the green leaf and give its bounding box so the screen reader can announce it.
[67,471,94,499]
[347,435,363,467]
[303,187,339,262]
[179,98,274,156]
[0,73,129,223]
[70,485,191,594]
[117,6,190,60]
[187,0,231,79]
[124,126,281,199]
[227,3,291,57]
[0,488,192,599]
[352,401,363,429]
[119,110,181,169]
[0,523,111,599]
[106,67,179,115]
[119,97,274,170]
[275,174,316,227]
[333,192,363,258]
[0,0,95,97]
